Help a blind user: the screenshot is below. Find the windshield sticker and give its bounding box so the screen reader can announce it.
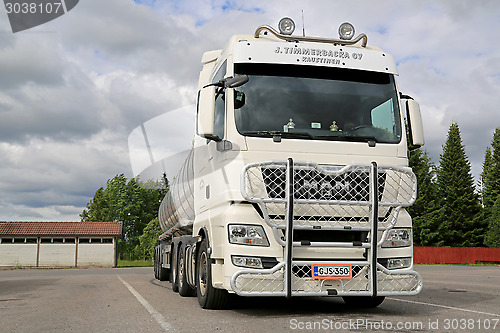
[274,46,363,65]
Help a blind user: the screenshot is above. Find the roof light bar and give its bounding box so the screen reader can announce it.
[254,24,367,47]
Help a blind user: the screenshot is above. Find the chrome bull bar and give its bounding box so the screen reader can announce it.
[231,159,423,297]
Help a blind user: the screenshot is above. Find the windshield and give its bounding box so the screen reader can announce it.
[234,64,402,143]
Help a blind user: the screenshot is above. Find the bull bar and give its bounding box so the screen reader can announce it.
[230,159,423,297]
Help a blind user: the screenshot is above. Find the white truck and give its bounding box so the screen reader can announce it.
[153,18,424,309]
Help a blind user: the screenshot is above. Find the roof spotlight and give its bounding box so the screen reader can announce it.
[339,22,355,40]
[278,17,295,35]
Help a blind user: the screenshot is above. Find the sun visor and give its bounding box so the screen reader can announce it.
[233,41,398,75]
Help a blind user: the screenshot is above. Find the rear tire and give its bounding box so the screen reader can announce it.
[158,256,169,282]
[196,238,232,309]
[155,246,169,281]
[178,244,196,297]
[170,247,179,293]
[342,296,385,307]
[154,247,159,279]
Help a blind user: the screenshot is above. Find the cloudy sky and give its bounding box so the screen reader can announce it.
[0,0,499,221]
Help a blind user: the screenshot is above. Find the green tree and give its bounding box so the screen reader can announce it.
[134,174,169,260]
[482,128,500,211]
[408,148,439,246]
[484,195,500,247]
[480,147,493,208]
[80,187,109,222]
[135,218,163,260]
[81,174,164,259]
[435,122,483,246]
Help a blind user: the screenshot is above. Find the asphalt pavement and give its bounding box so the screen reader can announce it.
[0,265,498,332]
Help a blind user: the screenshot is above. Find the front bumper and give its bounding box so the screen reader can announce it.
[231,261,422,296]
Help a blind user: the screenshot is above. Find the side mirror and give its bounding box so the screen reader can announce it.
[225,75,249,88]
[406,99,425,149]
[197,86,219,141]
[204,75,249,89]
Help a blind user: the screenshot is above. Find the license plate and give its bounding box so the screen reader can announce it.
[311,264,352,279]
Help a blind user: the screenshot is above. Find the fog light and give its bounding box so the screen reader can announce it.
[232,256,263,269]
[387,257,411,270]
[278,17,295,35]
[339,22,355,40]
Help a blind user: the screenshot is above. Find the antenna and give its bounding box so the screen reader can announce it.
[301,10,306,37]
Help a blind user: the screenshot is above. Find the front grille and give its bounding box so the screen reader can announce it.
[292,229,368,243]
[262,166,385,202]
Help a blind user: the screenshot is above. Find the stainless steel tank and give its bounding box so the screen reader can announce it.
[158,149,195,239]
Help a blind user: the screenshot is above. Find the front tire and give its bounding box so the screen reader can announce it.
[196,238,232,309]
[342,296,385,307]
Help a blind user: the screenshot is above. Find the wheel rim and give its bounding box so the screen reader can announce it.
[178,252,184,289]
[172,253,176,282]
[198,251,207,296]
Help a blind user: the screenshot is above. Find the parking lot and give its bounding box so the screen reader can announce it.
[0,265,498,332]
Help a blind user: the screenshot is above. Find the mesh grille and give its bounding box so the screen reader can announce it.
[262,166,385,202]
[243,162,415,230]
[232,263,422,295]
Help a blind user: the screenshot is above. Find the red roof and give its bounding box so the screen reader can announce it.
[0,222,122,237]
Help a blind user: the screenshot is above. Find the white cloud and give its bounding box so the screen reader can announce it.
[0,0,498,221]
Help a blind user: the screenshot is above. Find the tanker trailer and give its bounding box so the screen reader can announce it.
[154,149,195,289]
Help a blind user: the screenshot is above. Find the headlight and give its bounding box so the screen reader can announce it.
[228,224,269,246]
[382,228,411,248]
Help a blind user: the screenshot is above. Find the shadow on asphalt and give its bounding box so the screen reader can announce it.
[150,278,428,317]
[231,295,399,316]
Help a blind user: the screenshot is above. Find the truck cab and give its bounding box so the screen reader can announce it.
[155,19,424,309]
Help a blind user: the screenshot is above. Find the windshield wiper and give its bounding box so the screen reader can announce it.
[244,131,377,145]
[315,135,378,143]
[280,131,314,139]
[242,130,281,137]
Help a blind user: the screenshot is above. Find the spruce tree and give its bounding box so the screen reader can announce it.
[480,147,493,208]
[482,128,500,211]
[436,122,482,246]
[484,195,500,248]
[408,148,439,245]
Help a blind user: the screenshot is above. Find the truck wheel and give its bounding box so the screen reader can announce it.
[196,238,232,309]
[158,247,169,282]
[170,248,179,292]
[178,244,196,297]
[342,296,385,307]
[154,248,159,279]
